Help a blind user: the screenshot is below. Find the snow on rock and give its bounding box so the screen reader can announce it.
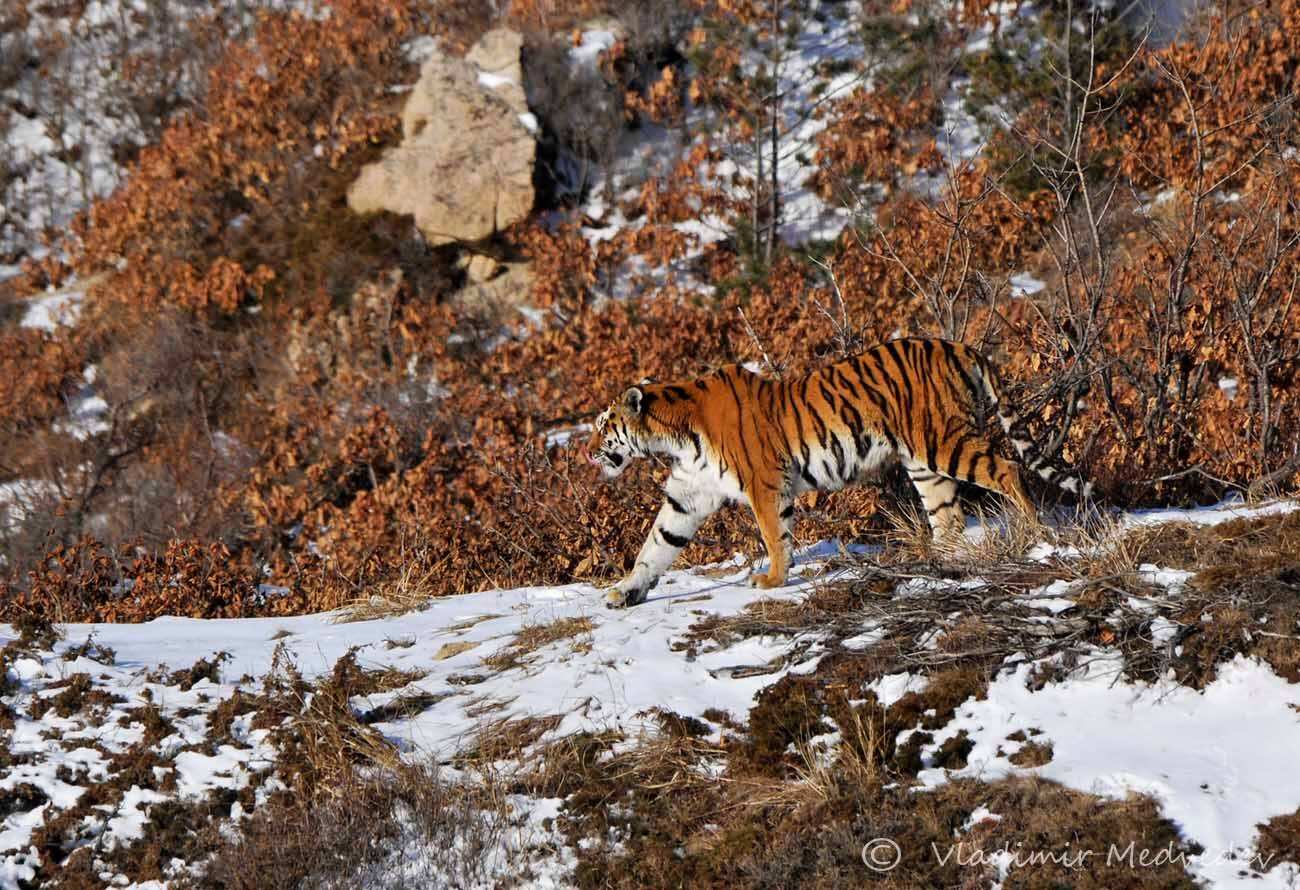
[570,29,618,69]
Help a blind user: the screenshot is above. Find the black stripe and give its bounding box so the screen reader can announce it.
[804,379,830,448]
[856,355,878,386]
[880,342,907,408]
[927,497,958,516]
[835,376,866,447]
[787,385,816,473]
[834,364,862,400]
[666,494,688,514]
[661,528,690,548]
[726,375,756,474]
[830,433,846,479]
[779,504,794,520]
[947,437,966,479]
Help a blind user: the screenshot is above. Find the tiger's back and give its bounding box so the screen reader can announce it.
[587,337,1089,608]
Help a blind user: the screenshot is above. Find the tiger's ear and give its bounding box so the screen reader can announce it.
[622,386,644,415]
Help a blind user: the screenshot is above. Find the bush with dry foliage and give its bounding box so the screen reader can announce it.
[1,0,1298,625]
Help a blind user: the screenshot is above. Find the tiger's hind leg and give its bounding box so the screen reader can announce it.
[904,459,964,542]
[931,430,1036,522]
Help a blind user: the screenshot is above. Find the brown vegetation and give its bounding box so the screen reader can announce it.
[1,0,1298,627]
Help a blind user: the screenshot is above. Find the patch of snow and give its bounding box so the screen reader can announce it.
[1123,497,1298,529]
[920,654,1300,887]
[1136,564,1195,594]
[1009,273,1046,297]
[866,671,928,709]
[1024,579,1079,615]
[403,35,437,64]
[477,70,517,90]
[19,289,84,332]
[842,626,887,650]
[962,805,1003,832]
[570,30,617,68]
[544,424,591,448]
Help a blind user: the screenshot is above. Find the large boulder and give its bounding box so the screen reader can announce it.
[347,29,536,247]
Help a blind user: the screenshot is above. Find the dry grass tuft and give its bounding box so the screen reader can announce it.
[198,761,527,890]
[336,547,443,622]
[458,714,566,767]
[481,616,596,672]
[1008,739,1055,767]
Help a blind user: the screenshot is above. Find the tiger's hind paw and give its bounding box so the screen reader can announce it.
[748,571,787,590]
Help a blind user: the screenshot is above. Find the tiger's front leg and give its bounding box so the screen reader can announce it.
[606,485,722,609]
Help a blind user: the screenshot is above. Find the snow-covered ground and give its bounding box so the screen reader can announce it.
[3,499,1300,887]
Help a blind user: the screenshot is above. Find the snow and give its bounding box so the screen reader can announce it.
[1136,564,1195,593]
[19,289,84,331]
[918,654,1300,887]
[570,30,618,69]
[962,805,1003,832]
[1009,273,1046,297]
[544,424,591,448]
[1023,579,1079,615]
[43,567,818,761]
[53,366,111,440]
[477,71,517,90]
[1123,497,1299,529]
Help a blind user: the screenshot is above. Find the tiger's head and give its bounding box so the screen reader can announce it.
[586,383,660,479]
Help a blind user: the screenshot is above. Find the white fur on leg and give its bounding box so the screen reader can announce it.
[606,485,722,608]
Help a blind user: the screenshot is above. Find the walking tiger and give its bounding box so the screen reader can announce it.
[586,337,1090,608]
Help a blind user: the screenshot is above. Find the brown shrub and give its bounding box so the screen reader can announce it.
[4,0,1300,628]
[1256,809,1300,874]
[198,762,522,890]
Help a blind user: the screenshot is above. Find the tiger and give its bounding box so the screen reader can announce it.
[585,337,1091,608]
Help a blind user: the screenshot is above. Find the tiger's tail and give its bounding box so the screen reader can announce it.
[972,356,1093,499]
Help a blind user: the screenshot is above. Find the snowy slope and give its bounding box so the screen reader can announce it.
[3,500,1300,887]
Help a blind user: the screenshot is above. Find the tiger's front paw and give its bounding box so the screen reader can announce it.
[605,584,647,609]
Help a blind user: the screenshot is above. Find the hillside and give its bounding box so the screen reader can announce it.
[4,502,1300,886]
[2,0,1300,886]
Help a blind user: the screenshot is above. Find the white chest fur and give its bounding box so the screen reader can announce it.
[666,447,746,505]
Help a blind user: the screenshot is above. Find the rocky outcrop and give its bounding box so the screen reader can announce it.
[347,29,535,247]
[455,254,535,310]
